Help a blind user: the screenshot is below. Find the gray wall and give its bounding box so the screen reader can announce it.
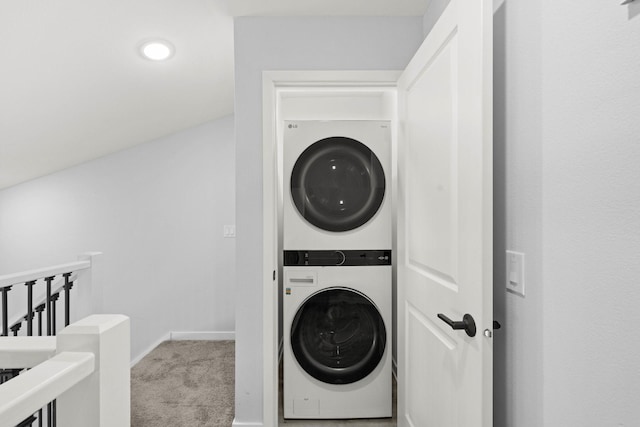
[422,0,451,38]
[494,0,640,424]
[0,117,236,362]
[493,0,543,426]
[542,1,640,425]
[233,16,423,425]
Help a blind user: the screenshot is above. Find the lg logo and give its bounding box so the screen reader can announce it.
[288,124,298,129]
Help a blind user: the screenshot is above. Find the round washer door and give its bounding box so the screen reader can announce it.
[290,287,386,385]
[290,137,385,232]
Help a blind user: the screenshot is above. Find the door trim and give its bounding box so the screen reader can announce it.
[262,70,400,426]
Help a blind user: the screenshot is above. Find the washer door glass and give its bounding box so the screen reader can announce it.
[290,287,386,385]
[290,137,385,232]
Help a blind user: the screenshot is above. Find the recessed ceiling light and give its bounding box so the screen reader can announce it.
[139,40,175,61]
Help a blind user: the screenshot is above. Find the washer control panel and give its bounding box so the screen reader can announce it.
[284,250,391,266]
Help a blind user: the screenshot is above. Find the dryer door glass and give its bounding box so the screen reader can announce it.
[290,287,386,384]
[290,137,385,232]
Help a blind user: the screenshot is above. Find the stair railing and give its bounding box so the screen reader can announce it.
[0,253,103,427]
[0,252,102,339]
[0,315,130,427]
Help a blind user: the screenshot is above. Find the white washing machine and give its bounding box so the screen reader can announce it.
[283,120,392,250]
[283,250,392,419]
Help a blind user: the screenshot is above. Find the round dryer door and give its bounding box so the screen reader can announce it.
[290,287,386,385]
[290,137,385,232]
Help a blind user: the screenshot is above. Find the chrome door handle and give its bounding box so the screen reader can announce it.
[437,313,477,337]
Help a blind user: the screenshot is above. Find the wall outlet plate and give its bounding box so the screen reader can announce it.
[506,250,525,297]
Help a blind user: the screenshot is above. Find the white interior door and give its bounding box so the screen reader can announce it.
[396,0,493,426]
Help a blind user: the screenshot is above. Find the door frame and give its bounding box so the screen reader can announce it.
[262,70,401,426]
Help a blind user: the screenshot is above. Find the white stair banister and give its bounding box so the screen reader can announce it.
[57,314,130,427]
[0,314,130,427]
[0,261,90,289]
[0,352,95,427]
[0,251,103,336]
[0,336,56,369]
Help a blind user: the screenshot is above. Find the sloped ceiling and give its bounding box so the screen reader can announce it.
[0,0,429,189]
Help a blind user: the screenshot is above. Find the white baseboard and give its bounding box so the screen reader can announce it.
[131,331,236,367]
[231,419,262,426]
[130,332,170,368]
[169,331,235,341]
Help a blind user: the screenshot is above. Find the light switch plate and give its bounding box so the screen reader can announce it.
[223,225,236,238]
[506,250,525,297]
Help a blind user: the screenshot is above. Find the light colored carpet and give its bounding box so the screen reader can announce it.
[131,340,395,427]
[131,340,235,427]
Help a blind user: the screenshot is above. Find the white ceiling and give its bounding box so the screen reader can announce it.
[0,0,429,190]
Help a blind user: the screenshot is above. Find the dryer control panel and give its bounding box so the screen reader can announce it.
[284,250,391,266]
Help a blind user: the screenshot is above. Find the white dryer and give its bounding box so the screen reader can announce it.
[283,250,392,419]
[283,120,391,250]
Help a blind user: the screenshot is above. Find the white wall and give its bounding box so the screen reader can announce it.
[0,116,236,362]
[234,17,423,425]
[493,0,640,424]
[542,2,640,425]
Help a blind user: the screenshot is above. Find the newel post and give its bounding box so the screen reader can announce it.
[56,315,130,427]
[74,252,104,320]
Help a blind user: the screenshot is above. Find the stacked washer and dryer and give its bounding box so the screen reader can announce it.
[282,120,392,420]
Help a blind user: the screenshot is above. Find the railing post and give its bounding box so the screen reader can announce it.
[16,414,36,427]
[1,286,11,336]
[62,274,73,327]
[50,293,59,336]
[56,315,130,427]
[35,304,45,336]
[44,276,54,336]
[25,281,35,336]
[11,322,21,336]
